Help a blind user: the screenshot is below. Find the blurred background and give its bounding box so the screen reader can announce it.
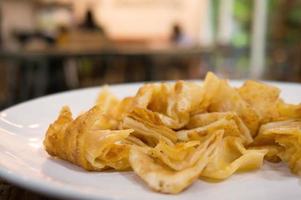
[0,0,301,109]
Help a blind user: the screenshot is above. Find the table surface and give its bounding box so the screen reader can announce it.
[0,44,210,59]
[0,180,58,200]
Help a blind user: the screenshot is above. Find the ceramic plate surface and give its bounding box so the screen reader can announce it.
[1,81,301,200]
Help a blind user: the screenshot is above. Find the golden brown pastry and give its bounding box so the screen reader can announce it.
[43,72,301,194]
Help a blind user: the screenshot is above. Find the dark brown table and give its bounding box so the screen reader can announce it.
[0,180,58,200]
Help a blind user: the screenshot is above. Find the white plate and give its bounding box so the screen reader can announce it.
[1,81,301,200]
